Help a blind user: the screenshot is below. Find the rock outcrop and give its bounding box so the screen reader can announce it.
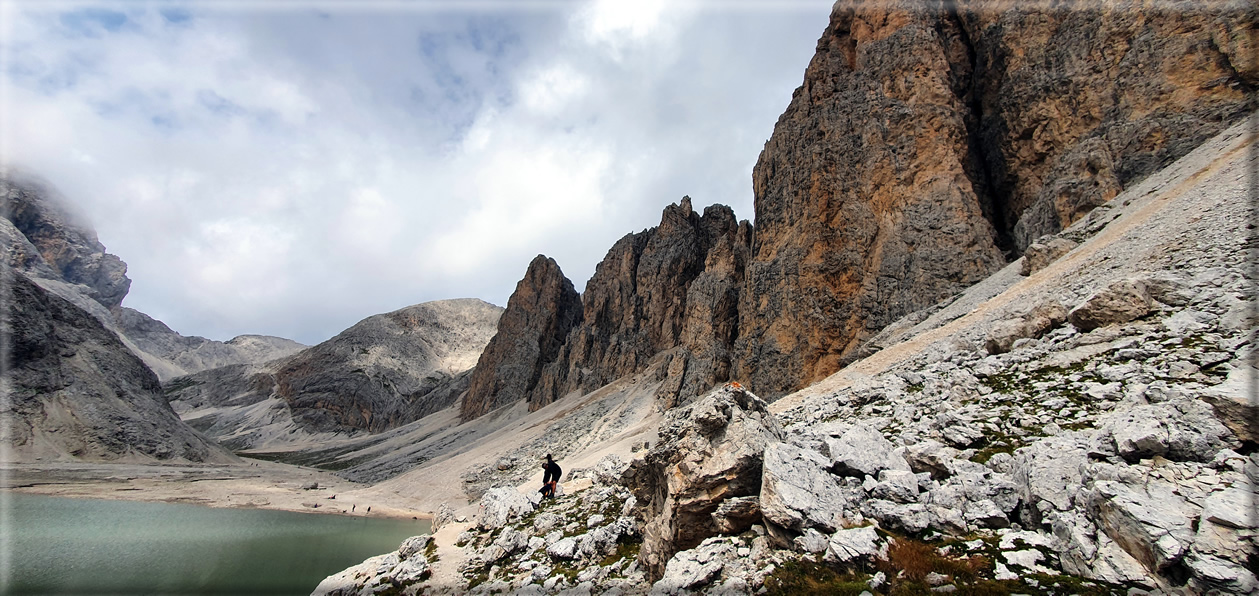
[537,199,748,410]
[461,256,582,421]
[621,384,784,581]
[462,199,751,420]
[3,267,231,462]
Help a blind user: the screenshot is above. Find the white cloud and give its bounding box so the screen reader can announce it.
[2,0,832,344]
[577,0,670,50]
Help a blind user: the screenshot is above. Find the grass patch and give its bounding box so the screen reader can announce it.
[764,559,871,596]
[600,539,641,568]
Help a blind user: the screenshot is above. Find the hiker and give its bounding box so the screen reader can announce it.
[540,454,562,498]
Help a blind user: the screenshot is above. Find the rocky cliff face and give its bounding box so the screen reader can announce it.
[537,198,747,409]
[467,2,1254,410]
[732,0,1257,398]
[2,174,131,309]
[463,199,752,421]
[3,267,232,462]
[170,298,504,442]
[461,256,583,421]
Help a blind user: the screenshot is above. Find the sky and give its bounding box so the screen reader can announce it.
[1,0,833,346]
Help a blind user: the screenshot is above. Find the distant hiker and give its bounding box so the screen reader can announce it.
[540,454,562,498]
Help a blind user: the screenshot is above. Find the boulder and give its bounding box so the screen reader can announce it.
[794,528,830,553]
[649,538,735,595]
[824,526,883,564]
[710,496,761,535]
[862,500,931,535]
[397,535,432,560]
[478,487,534,530]
[1011,435,1090,526]
[1021,237,1078,276]
[984,301,1069,354]
[824,426,911,478]
[869,470,920,504]
[547,536,579,560]
[1092,399,1238,463]
[1185,552,1259,595]
[432,503,455,532]
[622,384,783,580]
[1200,485,1257,530]
[1200,364,1259,444]
[760,442,848,536]
[902,440,958,480]
[1090,480,1199,574]
[1068,279,1153,331]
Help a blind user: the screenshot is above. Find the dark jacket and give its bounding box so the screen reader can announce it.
[543,461,562,484]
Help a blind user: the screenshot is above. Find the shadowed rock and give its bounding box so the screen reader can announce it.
[461,255,582,421]
[3,267,230,462]
[622,384,783,581]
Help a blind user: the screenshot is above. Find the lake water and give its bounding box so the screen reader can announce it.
[2,492,431,595]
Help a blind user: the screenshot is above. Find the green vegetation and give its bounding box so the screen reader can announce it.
[764,559,872,596]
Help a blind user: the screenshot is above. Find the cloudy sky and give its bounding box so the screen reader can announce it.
[2,0,832,345]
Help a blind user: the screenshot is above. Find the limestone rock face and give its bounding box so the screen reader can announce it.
[463,199,751,421]
[622,384,784,581]
[731,0,1256,399]
[544,200,747,409]
[460,255,582,421]
[2,175,131,309]
[733,2,1007,398]
[960,0,1258,248]
[3,268,230,462]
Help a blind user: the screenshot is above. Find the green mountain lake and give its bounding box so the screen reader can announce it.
[2,492,430,595]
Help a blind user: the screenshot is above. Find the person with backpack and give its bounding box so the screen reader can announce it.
[540,454,562,498]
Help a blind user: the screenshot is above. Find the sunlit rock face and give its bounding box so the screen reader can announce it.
[733,0,1256,398]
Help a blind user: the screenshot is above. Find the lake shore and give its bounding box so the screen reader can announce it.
[0,459,435,522]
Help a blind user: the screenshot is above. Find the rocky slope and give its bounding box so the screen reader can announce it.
[166,299,503,452]
[317,111,1256,594]
[2,173,131,309]
[3,266,233,463]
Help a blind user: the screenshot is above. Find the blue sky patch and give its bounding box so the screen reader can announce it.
[160,7,192,25]
[59,8,128,36]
